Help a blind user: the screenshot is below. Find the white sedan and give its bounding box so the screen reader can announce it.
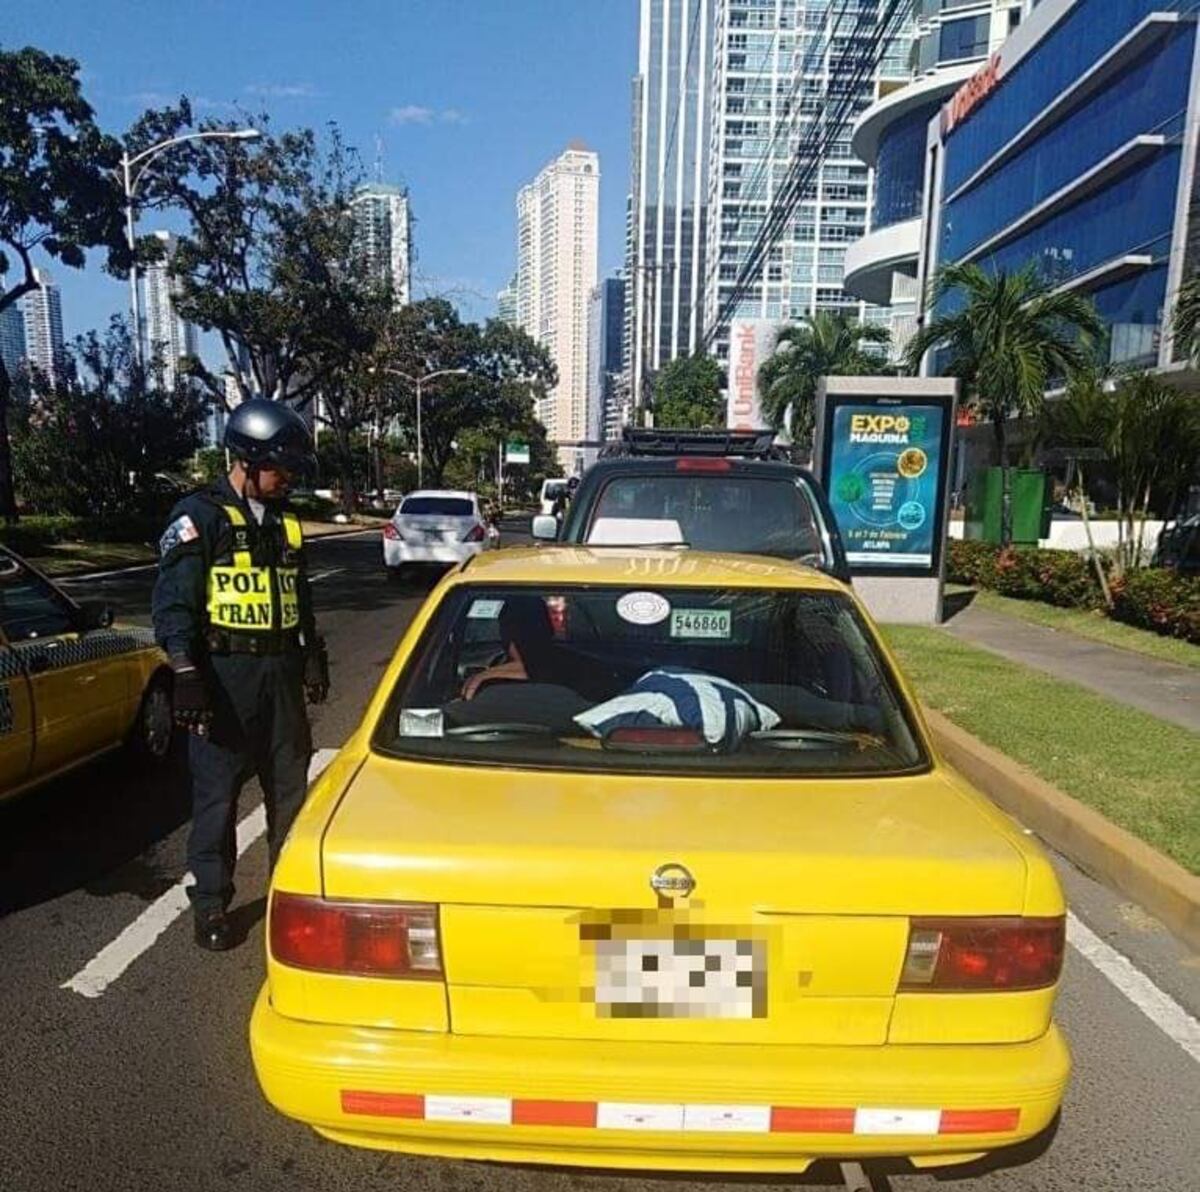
[382,491,498,580]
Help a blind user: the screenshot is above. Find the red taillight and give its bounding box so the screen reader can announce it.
[382,522,400,540]
[675,457,732,472]
[269,892,443,979]
[463,523,486,542]
[900,916,1065,992]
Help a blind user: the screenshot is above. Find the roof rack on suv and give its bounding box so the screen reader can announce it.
[601,427,786,460]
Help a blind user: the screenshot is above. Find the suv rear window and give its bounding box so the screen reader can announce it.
[399,497,473,516]
[374,583,925,777]
[587,475,824,561]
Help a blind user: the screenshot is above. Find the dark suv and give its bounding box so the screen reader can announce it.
[540,428,850,583]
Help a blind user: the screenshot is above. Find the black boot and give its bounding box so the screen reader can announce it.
[194,909,233,952]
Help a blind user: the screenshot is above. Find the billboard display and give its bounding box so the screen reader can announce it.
[819,393,954,576]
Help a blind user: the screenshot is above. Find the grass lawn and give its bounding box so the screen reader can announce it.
[883,625,1200,875]
[950,586,1200,672]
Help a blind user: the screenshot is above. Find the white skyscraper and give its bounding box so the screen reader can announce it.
[628,0,716,410]
[21,268,65,387]
[515,145,600,465]
[143,231,199,389]
[701,1,911,365]
[352,183,412,307]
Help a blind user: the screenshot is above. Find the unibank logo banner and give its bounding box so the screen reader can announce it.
[827,404,944,568]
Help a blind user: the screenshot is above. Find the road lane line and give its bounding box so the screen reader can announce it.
[1068,912,1200,1064]
[58,563,160,583]
[308,568,346,582]
[61,748,339,1000]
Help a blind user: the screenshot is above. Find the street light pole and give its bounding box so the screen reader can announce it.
[119,128,261,369]
[371,367,469,489]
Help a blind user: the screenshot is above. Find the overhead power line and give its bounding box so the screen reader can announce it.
[703,0,914,349]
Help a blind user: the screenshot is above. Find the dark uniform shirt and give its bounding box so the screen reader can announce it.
[151,477,317,665]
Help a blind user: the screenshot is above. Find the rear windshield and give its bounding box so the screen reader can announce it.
[585,475,826,562]
[542,481,568,497]
[400,497,474,516]
[374,584,926,777]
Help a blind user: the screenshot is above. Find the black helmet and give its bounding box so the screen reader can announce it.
[566,475,580,492]
[224,399,316,480]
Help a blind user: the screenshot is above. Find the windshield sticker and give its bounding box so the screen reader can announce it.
[398,708,444,738]
[616,591,671,626]
[467,599,505,620]
[670,609,732,639]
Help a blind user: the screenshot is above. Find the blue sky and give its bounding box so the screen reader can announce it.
[6,0,637,353]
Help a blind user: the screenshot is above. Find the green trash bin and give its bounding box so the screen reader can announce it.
[964,467,1048,545]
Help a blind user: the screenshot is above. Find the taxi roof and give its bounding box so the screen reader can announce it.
[450,546,847,592]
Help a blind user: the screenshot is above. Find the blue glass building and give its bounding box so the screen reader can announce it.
[919,0,1200,372]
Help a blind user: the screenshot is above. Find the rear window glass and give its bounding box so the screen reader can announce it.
[373,584,925,777]
[399,497,473,516]
[587,476,824,561]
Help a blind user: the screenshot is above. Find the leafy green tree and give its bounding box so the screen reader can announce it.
[1171,271,1200,364]
[1047,370,1200,580]
[13,320,206,519]
[651,355,724,429]
[757,313,889,442]
[0,47,127,521]
[370,302,556,489]
[905,262,1102,545]
[127,104,374,408]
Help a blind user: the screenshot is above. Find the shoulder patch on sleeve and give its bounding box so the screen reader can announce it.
[159,514,200,557]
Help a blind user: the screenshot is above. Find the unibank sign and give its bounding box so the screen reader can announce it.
[941,54,1003,137]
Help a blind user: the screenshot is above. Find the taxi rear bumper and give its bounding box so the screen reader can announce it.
[250,985,1070,1173]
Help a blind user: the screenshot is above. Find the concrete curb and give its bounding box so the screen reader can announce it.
[925,707,1200,952]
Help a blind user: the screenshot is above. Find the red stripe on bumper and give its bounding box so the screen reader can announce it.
[513,1099,599,1128]
[341,1091,425,1118]
[770,1107,856,1133]
[939,1108,1021,1134]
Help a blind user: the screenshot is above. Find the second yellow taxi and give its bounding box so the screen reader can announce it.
[251,546,1069,1175]
[0,545,173,802]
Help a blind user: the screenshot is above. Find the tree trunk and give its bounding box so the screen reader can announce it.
[994,413,1013,547]
[334,422,357,517]
[0,359,19,525]
[1077,465,1112,608]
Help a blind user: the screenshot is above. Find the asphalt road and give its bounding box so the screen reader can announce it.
[2,528,1198,1192]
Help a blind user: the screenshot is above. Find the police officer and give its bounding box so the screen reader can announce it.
[152,399,330,951]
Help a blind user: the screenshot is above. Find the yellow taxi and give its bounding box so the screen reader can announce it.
[251,547,1069,1175]
[0,546,173,801]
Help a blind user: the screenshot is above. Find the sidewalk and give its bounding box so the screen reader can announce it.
[941,600,1200,733]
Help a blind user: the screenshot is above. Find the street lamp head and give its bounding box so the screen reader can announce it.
[231,129,263,141]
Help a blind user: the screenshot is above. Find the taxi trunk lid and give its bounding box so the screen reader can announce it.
[320,757,1028,1045]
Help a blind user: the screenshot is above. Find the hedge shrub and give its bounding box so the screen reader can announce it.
[0,513,165,556]
[946,540,1104,610]
[946,538,1200,645]
[1110,569,1200,645]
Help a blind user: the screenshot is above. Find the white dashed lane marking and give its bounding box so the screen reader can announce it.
[61,748,339,1000]
[1067,912,1200,1064]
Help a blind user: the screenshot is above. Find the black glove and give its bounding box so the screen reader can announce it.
[172,664,212,734]
[304,638,330,705]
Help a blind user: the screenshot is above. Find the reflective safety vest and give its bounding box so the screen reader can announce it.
[206,504,303,633]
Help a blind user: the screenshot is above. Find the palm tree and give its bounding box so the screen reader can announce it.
[757,311,890,443]
[1171,272,1200,363]
[904,261,1102,545]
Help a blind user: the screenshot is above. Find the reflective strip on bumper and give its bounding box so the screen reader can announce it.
[339,1092,1020,1136]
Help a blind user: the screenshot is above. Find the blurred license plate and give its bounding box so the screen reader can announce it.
[594,937,764,1019]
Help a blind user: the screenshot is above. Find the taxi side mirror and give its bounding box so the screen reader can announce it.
[531,515,559,542]
[77,601,114,631]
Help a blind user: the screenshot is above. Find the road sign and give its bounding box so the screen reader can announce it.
[505,441,530,465]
